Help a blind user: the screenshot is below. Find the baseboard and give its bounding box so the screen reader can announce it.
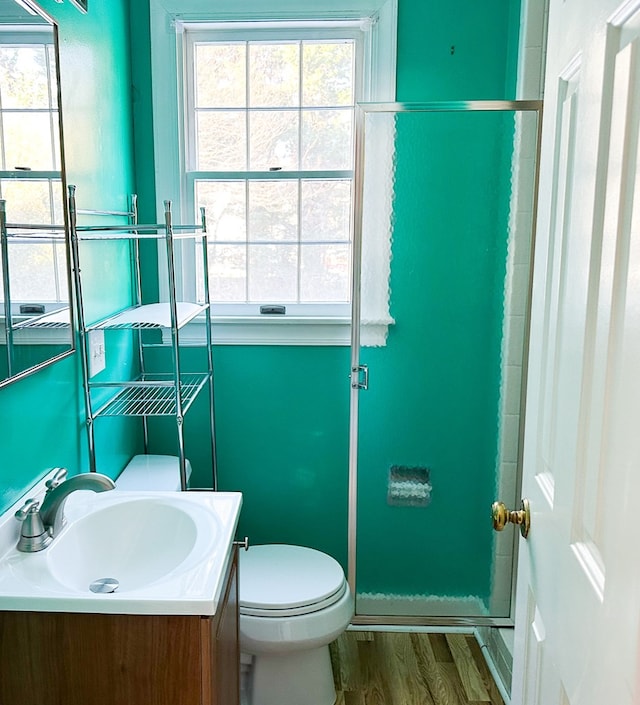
[474,627,513,704]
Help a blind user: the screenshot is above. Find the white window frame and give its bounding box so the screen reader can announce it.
[149,0,397,344]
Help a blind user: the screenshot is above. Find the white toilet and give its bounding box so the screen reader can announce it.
[116,455,354,705]
[239,544,354,705]
[240,544,354,705]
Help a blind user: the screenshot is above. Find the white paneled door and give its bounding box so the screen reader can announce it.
[512,0,640,703]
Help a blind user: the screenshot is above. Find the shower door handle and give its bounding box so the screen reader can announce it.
[351,364,369,390]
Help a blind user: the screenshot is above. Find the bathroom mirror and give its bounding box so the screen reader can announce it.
[0,0,74,385]
[69,0,87,13]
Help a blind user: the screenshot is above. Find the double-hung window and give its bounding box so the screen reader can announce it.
[151,2,397,344]
[0,27,65,311]
[183,24,361,327]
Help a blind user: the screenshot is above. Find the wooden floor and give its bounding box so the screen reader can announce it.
[329,631,505,705]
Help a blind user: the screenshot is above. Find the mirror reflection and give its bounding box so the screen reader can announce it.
[0,0,72,384]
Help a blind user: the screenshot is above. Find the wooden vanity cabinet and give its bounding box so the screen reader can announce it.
[203,546,240,705]
[0,549,239,705]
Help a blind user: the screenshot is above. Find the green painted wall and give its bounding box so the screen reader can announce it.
[396,0,520,100]
[0,0,137,514]
[0,344,67,380]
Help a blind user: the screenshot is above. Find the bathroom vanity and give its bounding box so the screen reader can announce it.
[0,549,238,705]
[0,481,243,705]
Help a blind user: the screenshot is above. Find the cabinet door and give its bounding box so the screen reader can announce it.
[201,549,239,705]
[0,612,203,705]
[215,549,239,705]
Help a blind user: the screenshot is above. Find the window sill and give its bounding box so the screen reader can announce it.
[166,315,392,346]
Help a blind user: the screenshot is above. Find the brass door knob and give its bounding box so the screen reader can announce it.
[492,499,530,538]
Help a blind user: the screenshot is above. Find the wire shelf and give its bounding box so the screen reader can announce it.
[93,373,208,417]
[75,226,205,240]
[88,302,208,331]
[13,308,71,330]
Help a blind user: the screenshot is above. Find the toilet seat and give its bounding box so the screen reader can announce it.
[239,544,347,618]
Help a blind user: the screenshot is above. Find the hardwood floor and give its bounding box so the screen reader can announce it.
[329,631,505,705]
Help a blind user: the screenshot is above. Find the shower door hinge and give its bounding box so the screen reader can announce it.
[351,364,369,390]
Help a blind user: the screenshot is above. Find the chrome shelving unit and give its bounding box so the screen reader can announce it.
[69,185,216,491]
[0,202,71,378]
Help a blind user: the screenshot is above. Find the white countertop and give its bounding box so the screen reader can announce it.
[0,471,242,616]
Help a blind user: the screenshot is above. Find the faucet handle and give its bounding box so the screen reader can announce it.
[15,499,51,552]
[45,467,68,491]
[15,498,40,522]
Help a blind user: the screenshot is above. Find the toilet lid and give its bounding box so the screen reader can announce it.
[239,544,347,616]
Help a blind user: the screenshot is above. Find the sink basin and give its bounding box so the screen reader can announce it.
[0,483,242,615]
[48,498,202,592]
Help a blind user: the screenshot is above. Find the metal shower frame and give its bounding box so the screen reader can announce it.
[348,100,544,627]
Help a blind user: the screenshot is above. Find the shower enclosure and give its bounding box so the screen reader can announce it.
[349,102,542,625]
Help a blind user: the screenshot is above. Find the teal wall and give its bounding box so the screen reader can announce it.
[0,344,69,380]
[396,0,520,100]
[0,0,136,514]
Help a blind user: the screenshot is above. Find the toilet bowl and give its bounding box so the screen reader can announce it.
[239,544,354,705]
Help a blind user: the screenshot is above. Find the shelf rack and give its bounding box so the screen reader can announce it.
[68,185,217,491]
[0,202,71,377]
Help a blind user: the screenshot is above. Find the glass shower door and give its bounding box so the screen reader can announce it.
[349,103,541,623]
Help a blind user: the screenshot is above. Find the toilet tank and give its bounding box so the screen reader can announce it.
[116,455,192,491]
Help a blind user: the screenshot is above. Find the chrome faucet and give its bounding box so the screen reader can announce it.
[15,468,116,552]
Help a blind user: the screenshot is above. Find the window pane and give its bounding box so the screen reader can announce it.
[248,181,298,241]
[301,108,353,170]
[249,43,299,108]
[47,45,58,109]
[1,179,54,222]
[300,243,350,302]
[248,244,298,301]
[0,46,49,109]
[195,43,246,108]
[55,243,68,300]
[4,113,55,170]
[302,42,354,107]
[9,242,57,301]
[51,179,63,223]
[195,181,246,242]
[301,180,351,242]
[300,245,350,303]
[196,110,246,170]
[249,109,298,170]
[52,111,61,170]
[208,243,247,301]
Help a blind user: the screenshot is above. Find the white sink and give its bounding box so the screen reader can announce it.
[0,480,242,615]
[45,498,200,592]
[15,497,206,593]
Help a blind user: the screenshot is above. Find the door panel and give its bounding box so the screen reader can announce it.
[350,104,541,621]
[513,1,640,702]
